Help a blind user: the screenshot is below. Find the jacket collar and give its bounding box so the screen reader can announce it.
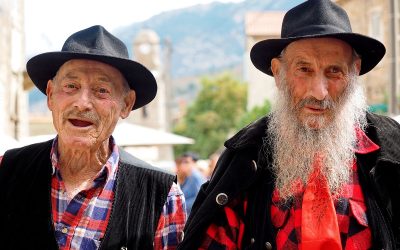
[364,112,400,165]
[225,112,400,165]
[225,116,269,151]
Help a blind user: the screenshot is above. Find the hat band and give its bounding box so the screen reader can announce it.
[284,24,351,38]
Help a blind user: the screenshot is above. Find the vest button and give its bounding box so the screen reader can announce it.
[216,193,228,205]
[251,160,257,172]
[250,238,255,244]
[265,242,272,249]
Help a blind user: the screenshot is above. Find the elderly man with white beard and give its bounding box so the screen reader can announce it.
[178,0,400,250]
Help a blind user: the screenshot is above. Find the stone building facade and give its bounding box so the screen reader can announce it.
[0,0,28,139]
[129,29,169,130]
[244,12,285,110]
[335,0,399,114]
[128,28,175,161]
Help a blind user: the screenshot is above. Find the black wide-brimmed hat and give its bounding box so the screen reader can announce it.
[26,25,157,110]
[250,0,386,76]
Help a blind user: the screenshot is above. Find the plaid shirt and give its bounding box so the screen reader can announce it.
[0,137,186,250]
[200,128,378,249]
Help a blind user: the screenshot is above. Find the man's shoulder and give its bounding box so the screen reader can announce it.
[367,112,400,127]
[0,140,54,187]
[1,140,53,167]
[365,112,400,163]
[224,115,269,150]
[4,140,53,155]
[366,112,400,140]
[118,147,175,177]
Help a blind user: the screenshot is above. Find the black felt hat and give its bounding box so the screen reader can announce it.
[250,0,386,76]
[26,25,157,110]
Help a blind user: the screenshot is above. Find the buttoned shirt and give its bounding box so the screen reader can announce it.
[0,137,186,250]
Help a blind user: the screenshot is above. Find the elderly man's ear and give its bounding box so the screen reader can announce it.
[46,79,54,111]
[271,58,282,89]
[354,58,362,75]
[120,90,136,119]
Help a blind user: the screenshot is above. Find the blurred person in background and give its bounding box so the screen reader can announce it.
[196,159,211,179]
[0,25,185,249]
[207,152,221,179]
[176,151,206,215]
[178,0,400,249]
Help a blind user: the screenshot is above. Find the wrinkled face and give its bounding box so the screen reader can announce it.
[271,38,360,129]
[46,59,136,149]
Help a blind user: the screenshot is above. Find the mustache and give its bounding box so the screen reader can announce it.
[295,97,336,110]
[64,110,99,122]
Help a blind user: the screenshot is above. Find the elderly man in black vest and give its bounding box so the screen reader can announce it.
[178,0,400,249]
[0,25,186,249]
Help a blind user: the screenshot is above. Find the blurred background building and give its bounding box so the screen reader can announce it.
[0,0,28,140]
[127,28,178,162]
[244,11,284,109]
[335,0,399,114]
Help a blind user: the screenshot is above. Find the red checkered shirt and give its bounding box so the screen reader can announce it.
[200,128,378,249]
[0,137,186,250]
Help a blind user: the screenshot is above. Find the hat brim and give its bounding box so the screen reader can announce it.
[26,52,157,110]
[250,33,386,76]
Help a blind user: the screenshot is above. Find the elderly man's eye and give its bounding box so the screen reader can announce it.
[98,88,110,94]
[95,87,111,98]
[299,67,312,72]
[326,67,345,78]
[63,83,77,93]
[330,67,339,73]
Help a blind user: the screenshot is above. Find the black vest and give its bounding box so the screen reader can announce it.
[0,140,175,250]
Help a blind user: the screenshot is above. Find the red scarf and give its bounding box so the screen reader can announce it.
[301,155,342,250]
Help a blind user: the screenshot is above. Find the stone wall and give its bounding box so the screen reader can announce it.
[336,0,397,109]
[0,0,28,139]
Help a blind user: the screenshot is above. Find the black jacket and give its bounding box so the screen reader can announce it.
[0,140,175,250]
[178,112,400,250]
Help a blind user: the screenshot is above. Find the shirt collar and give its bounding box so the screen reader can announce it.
[50,136,120,182]
[354,127,380,154]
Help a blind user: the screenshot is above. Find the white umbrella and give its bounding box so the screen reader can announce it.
[16,122,194,148]
[393,115,400,123]
[0,134,20,155]
[18,134,56,147]
[113,122,194,146]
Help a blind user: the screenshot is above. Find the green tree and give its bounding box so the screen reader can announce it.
[235,99,271,130]
[173,73,247,158]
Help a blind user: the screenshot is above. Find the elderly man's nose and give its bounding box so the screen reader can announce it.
[74,89,93,110]
[310,76,329,100]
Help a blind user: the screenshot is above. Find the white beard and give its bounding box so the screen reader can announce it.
[267,68,368,202]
